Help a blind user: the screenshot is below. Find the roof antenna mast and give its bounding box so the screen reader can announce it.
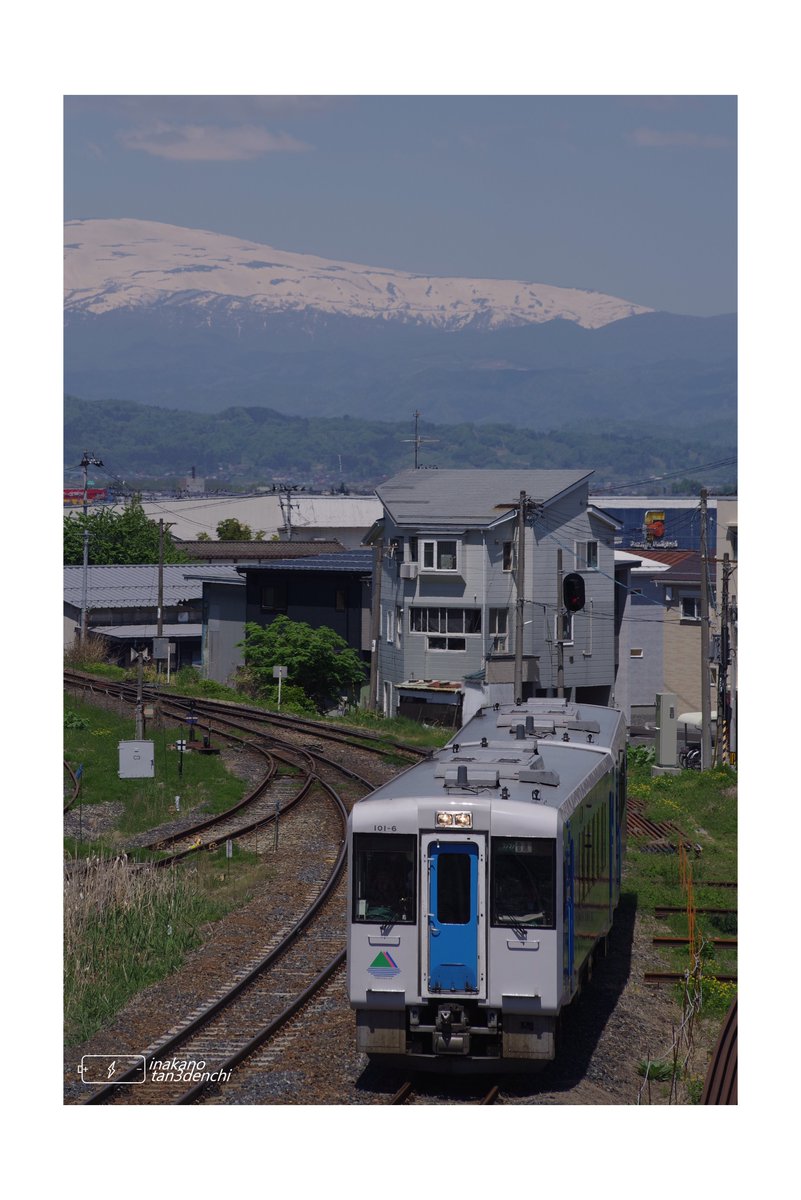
[404,410,439,469]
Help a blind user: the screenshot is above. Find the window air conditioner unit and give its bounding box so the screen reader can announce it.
[400,562,418,579]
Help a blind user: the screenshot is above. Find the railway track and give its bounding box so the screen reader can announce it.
[63,670,428,768]
[390,1079,500,1105]
[66,671,420,1105]
[80,773,348,1104]
[63,760,81,812]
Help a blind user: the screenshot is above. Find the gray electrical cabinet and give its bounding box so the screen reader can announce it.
[118,740,155,778]
[654,693,678,767]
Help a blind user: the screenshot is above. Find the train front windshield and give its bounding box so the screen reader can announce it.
[352,834,416,924]
[491,837,555,928]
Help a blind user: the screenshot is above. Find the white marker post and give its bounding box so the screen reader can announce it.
[273,664,288,709]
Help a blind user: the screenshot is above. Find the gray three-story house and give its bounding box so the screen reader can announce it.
[371,469,620,723]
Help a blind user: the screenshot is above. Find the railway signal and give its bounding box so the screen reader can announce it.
[562,572,586,613]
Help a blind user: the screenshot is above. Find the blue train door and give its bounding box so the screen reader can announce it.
[426,840,480,994]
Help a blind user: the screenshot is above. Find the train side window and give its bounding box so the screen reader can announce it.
[352,834,416,925]
[491,838,555,929]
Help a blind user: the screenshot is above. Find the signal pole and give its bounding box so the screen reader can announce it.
[556,549,566,697]
[514,492,526,704]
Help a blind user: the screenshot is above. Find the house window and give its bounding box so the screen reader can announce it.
[410,606,480,651]
[489,608,508,652]
[410,607,481,634]
[576,541,598,570]
[421,539,459,572]
[408,537,418,563]
[335,588,346,612]
[681,596,701,621]
[630,648,644,658]
[386,607,395,643]
[395,606,403,649]
[503,541,515,571]
[260,583,288,612]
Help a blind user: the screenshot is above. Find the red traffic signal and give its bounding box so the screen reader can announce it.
[563,572,586,613]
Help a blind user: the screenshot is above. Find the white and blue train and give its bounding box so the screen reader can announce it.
[346,699,627,1070]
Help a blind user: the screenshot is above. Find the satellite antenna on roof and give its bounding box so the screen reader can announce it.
[404,410,439,469]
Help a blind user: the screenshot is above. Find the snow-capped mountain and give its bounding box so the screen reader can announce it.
[64,218,652,331]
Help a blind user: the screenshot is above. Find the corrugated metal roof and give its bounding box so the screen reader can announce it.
[90,623,203,639]
[63,564,237,609]
[178,539,347,560]
[240,550,373,573]
[398,680,464,693]
[377,468,593,527]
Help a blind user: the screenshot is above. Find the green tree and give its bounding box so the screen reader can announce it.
[216,518,265,540]
[64,500,190,565]
[241,616,366,711]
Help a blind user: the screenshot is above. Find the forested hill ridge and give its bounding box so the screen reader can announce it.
[65,395,737,493]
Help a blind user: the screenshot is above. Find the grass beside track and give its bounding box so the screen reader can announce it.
[64,844,268,1046]
[64,696,275,1045]
[624,755,738,1011]
[64,694,249,847]
[67,663,453,752]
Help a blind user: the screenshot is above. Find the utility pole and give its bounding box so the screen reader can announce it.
[80,528,90,643]
[368,541,384,712]
[556,549,565,698]
[135,650,145,739]
[274,483,303,540]
[514,492,526,704]
[80,451,104,516]
[157,519,165,637]
[729,587,738,766]
[715,552,734,766]
[699,488,712,770]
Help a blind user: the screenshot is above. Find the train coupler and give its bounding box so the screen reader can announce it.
[433,1003,470,1055]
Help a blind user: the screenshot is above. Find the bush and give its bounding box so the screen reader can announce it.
[64,632,111,670]
[241,616,366,711]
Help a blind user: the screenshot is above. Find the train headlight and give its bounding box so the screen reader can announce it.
[436,810,472,829]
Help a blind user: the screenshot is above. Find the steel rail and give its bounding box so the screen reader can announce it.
[701,997,737,1104]
[82,770,349,1105]
[64,761,81,812]
[176,952,347,1104]
[643,972,738,984]
[64,669,428,760]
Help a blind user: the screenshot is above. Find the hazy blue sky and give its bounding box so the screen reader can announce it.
[64,94,736,317]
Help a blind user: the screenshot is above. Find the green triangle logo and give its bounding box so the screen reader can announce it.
[369,951,392,970]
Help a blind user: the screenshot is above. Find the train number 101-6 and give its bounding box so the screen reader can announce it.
[373,824,397,832]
